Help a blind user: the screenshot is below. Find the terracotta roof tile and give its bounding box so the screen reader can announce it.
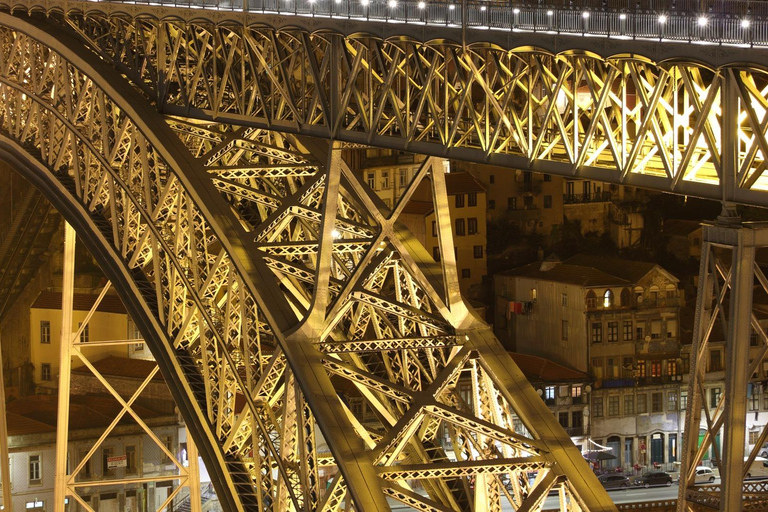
[444,172,486,195]
[498,261,630,287]
[31,291,127,314]
[564,254,659,284]
[5,411,55,436]
[72,356,163,382]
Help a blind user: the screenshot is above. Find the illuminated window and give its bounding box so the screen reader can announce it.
[603,289,614,308]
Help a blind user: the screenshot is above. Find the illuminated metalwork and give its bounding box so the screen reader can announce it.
[42,7,768,207]
[678,215,768,512]
[0,11,615,512]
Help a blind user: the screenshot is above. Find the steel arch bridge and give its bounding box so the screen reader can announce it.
[0,3,767,512]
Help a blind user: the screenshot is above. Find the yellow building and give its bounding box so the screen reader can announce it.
[29,291,132,390]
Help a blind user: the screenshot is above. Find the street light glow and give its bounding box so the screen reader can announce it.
[698,16,708,26]
[658,15,667,24]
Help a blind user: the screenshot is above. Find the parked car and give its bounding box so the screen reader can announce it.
[694,466,716,484]
[633,471,673,488]
[598,474,631,490]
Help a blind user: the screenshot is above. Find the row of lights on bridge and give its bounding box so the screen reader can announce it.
[300,0,754,27]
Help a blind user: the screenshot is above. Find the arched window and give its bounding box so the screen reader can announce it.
[586,290,597,309]
[620,288,631,307]
[604,289,614,308]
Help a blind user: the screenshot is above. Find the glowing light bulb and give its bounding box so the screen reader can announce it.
[448,3,455,9]
[698,16,707,26]
[741,19,750,28]
[331,229,341,239]
[582,11,589,18]
[658,15,666,23]
[619,13,626,20]
[546,9,553,15]
[513,7,519,14]
[418,1,425,7]
[388,0,396,6]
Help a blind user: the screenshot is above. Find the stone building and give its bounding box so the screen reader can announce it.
[494,254,685,469]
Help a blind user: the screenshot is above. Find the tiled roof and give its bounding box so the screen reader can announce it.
[401,200,434,216]
[565,254,660,284]
[31,291,127,314]
[6,393,164,432]
[5,411,55,436]
[72,356,164,382]
[663,219,702,237]
[509,352,588,382]
[498,261,630,287]
[444,172,486,195]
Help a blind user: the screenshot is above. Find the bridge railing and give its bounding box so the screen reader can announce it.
[109,0,768,47]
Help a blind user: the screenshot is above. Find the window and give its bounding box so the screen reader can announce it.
[163,436,174,464]
[608,396,620,416]
[79,322,89,344]
[637,394,648,414]
[591,323,603,343]
[623,321,633,341]
[636,325,645,341]
[710,350,722,372]
[607,322,618,342]
[531,288,537,301]
[750,431,762,445]
[668,392,677,411]
[41,363,51,381]
[399,169,407,187]
[40,321,50,344]
[711,387,721,409]
[752,330,759,346]
[680,392,688,410]
[636,359,646,378]
[490,174,495,184]
[523,196,533,208]
[650,361,662,378]
[561,320,569,341]
[571,385,582,399]
[544,174,552,182]
[455,219,465,236]
[750,384,760,411]
[544,386,555,404]
[24,500,44,510]
[667,360,678,377]
[488,199,495,210]
[603,289,614,308]
[126,445,138,475]
[102,447,114,476]
[432,221,437,237]
[559,412,569,427]
[381,171,389,188]
[455,194,465,208]
[620,288,631,307]
[544,195,553,208]
[624,395,634,415]
[651,392,663,413]
[666,319,678,338]
[468,193,477,207]
[593,397,603,417]
[650,320,662,339]
[507,197,517,210]
[586,290,597,309]
[572,410,583,429]
[461,269,471,279]
[591,357,603,378]
[29,455,41,484]
[473,245,483,259]
[432,247,441,262]
[367,172,375,188]
[561,293,568,307]
[467,218,478,235]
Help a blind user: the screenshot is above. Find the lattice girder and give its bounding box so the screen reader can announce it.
[56,12,768,207]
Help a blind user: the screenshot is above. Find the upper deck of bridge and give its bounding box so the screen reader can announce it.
[19,0,768,66]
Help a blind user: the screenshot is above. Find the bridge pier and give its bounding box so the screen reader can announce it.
[678,213,768,511]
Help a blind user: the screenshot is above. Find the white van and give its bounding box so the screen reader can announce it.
[746,456,768,479]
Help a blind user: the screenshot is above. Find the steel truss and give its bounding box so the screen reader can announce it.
[0,12,616,512]
[679,215,768,511]
[31,8,768,206]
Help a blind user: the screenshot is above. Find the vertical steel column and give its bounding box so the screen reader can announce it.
[188,435,202,512]
[54,222,76,512]
[721,226,755,511]
[0,331,13,512]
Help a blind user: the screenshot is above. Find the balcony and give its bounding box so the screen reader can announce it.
[565,426,585,437]
[637,297,682,309]
[602,378,636,388]
[563,191,612,204]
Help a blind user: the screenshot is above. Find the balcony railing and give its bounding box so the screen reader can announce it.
[564,191,613,204]
[106,0,768,48]
[565,426,585,437]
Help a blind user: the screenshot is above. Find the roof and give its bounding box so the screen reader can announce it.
[5,411,55,436]
[401,200,434,216]
[663,219,702,237]
[31,291,127,314]
[6,393,164,432]
[498,261,631,287]
[444,172,486,195]
[72,356,164,382]
[565,254,659,284]
[509,352,588,382]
